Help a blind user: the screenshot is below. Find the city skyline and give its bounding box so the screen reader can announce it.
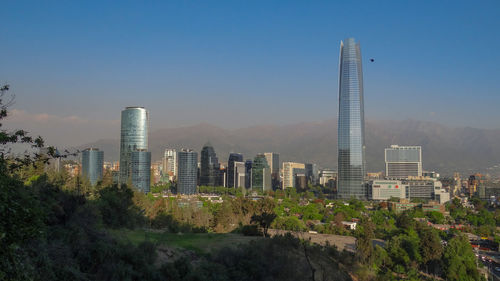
[2,1,500,149]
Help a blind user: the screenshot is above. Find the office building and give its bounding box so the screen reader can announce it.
[283,162,305,189]
[264,152,280,189]
[337,38,366,199]
[163,149,177,182]
[130,150,151,193]
[178,149,198,195]
[245,160,252,189]
[385,145,422,179]
[227,153,243,188]
[81,148,104,186]
[319,170,337,188]
[305,163,318,185]
[119,107,148,185]
[369,180,407,201]
[200,142,220,186]
[234,161,246,188]
[251,154,272,191]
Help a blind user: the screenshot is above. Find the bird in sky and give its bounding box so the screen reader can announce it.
[370,58,374,62]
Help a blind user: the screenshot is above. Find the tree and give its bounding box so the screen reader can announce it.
[356,219,375,264]
[251,212,277,237]
[418,225,443,274]
[443,234,481,281]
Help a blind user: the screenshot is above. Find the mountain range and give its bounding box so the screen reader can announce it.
[80,119,500,176]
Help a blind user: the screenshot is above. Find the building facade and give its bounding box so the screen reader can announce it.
[245,160,252,189]
[369,180,407,201]
[234,161,246,188]
[337,38,366,199]
[283,162,305,189]
[119,107,148,185]
[200,142,221,186]
[264,152,280,189]
[130,150,151,193]
[251,154,272,191]
[385,145,422,179]
[81,148,104,186]
[163,149,177,182]
[227,153,243,188]
[177,149,198,195]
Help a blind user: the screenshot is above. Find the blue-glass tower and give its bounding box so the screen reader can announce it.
[177,149,198,195]
[119,107,148,185]
[81,148,104,186]
[131,150,151,193]
[227,153,243,188]
[337,38,366,199]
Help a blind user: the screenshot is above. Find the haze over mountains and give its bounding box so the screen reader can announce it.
[81,119,500,176]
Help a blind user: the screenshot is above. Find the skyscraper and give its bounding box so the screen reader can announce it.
[227,153,243,188]
[245,160,252,189]
[130,150,151,193]
[119,107,148,185]
[251,154,271,191]
[81,148,104,186]
[264,152,280,189]
[283,162,305,189]
[385,145,422,179]
[337,38,366,199]
[200,142,221,186]
[234,161,246,188]
[163,148,177,181]
[177,149,198,195]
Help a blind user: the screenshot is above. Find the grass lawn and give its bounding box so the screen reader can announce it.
[110,229,262,254]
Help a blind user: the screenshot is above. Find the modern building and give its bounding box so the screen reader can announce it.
[245,160,252,189]
[251,154,272,191]
[337,38,366,200]
[369,180,407,201]
[305,163,318,185]
[234,161,246,188]
[227,153,243,188]
[130,150,151,193]
[200,142,221,186]
[385,145,422,179]
[81,148,104,186]
[319,170,337,189]
[264,152,280,189]
[119,107,148,185]
[163,149,177,182]
[283,162,305,189]
[177,149,198,195]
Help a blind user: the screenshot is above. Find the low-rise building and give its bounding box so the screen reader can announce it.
[369,180,407,200]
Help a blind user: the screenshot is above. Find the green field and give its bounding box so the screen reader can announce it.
[110,229,262,254]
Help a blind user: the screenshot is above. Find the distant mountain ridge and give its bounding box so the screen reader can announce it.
[80,119,500,176]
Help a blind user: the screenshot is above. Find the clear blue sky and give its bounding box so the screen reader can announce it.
[1,0,499,146]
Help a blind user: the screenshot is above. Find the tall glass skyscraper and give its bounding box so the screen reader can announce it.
[227,153,243,188]
[119,107,148,185]
[178,149,198,195]
[130,150,151,193]
[337,38,366,199]
[81,148,104,186]
[200,142,220,186]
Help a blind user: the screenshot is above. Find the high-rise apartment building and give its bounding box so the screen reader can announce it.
[81,148,104,186]
[119,107,148,185]
[200,142,221,186]
[163,149,177,181]
[283,162,305,189]
[130,150,151,193]
[385,145,422,179]
[177,149,198,195]
[227,153,243,188]
[337,38,366,199]
[264,152,280,189]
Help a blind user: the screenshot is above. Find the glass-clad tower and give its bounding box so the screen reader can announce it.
[200,142,220,186]
[337,38,366,199]
[227,153,243,188]
[178,149,198,195]
[131,150,151,193]
[119,107,148,185]
[81,148,104,186]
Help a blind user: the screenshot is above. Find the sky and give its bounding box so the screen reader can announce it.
[1,0,500,147]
